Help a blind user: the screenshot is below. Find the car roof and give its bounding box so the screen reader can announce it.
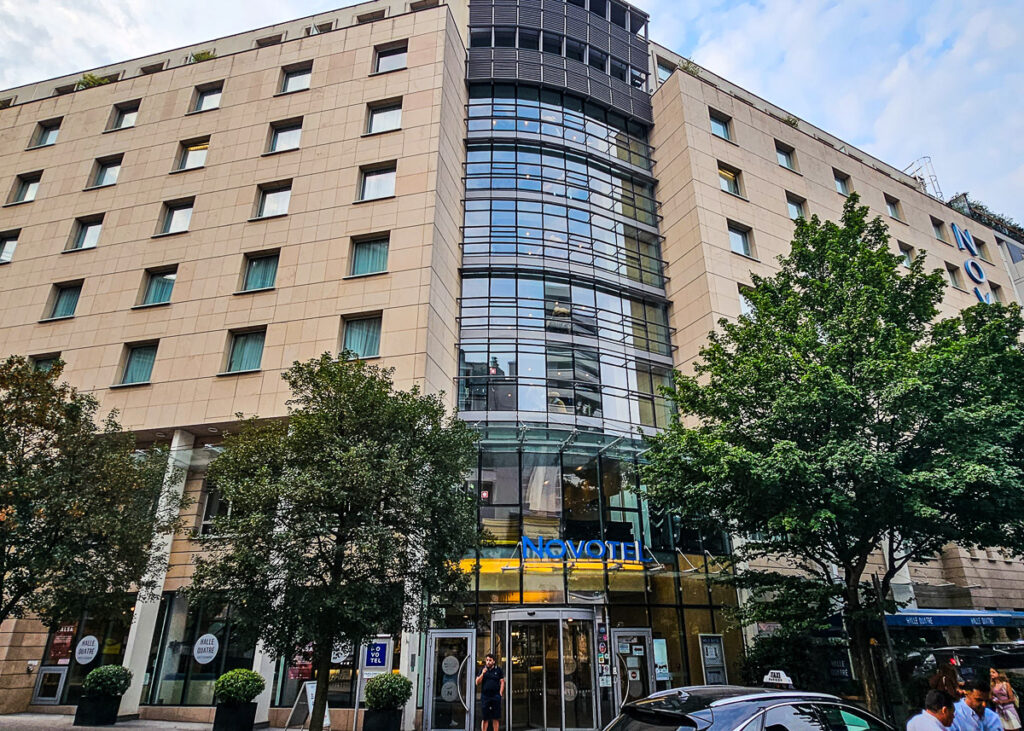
[643,685,842,707]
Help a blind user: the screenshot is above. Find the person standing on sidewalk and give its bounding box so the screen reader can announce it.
[990,669,1021,731]
[952,679,1003,731]
[477,652,505,731]
[908,690,957,731]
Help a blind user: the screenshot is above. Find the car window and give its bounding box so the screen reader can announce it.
[816,704,889,731]
[763,704,829,731]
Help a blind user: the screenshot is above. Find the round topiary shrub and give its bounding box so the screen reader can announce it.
[82,665,133,698]
[214,668,266,706]
[364,672,412,711]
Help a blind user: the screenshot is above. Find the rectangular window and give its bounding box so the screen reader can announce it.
[32,354,59,372]
[32,119,61,147]
[121,344,157,385]
[775,142,796,170]
[709,110,731,141]
[269,120,302,152]
[357,10,385,23]
[946,263,963,289]
[227,330,266,372]
[91,156,122,187]
[975,238,991,261]
[140,62,164,75]
[738,287,754,317]
[588,48,608,73]
[834,170,851,196]
[200,481,231,535]
[0,230,18,264]
[728,222,752,257]
[177,139,209,170]
[470,29,491,48]
[256,183,291,218]
[10,172,41,203]
[192,83,222,112]
[242,252,279,291]
[110,101,139,130]
[342,317,382,359]
[543,33,562,55]
[255,33,283,47]
[718,163,742,196]
[49,283,82,319]
[786,193,806,220]
[351,237,389,275]
[367,102,402,134]
[160,200,193,234]
[69,216,103,250]
[897,242,914,268]
[519,29,540,50]
[280,64,312,94]
[359,165,396,201]
[305,21,333,35]
[493,27,516,48]
[565,39,585,63]
[609,58,628,83]
[142,269,176,305]
[990,283,1002,303]
[375,44,407,73]
[656,62,674,83]
[931,217,947,242]
[885,195,902,220]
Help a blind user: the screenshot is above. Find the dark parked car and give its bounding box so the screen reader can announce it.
[603,686,893,731]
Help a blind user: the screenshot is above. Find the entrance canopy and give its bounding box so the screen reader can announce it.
[886,608,1024,628]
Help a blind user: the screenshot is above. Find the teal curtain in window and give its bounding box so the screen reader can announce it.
[351,240,388,275]
[229,332,265,371]
[144,273,175,304]
[343,318,381,358]
[122,345,156,384]
[245,255,278,290]
[52,286,80,318]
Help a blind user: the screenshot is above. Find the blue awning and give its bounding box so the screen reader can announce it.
[887,608,1024,628]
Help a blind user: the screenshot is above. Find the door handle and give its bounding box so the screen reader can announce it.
[615,653,629,708]
[457,656,470,712]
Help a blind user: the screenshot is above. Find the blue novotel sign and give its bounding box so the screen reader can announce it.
[951,223,994,303]
[523,535,653,562]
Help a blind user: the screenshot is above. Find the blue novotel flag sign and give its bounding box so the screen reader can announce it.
[523,535,653,562]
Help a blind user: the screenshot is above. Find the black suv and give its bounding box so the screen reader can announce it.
[604,686,893,731]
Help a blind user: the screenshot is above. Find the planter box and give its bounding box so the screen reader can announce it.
[213,702,258,731]
[74,695,120,726]
[364,708,403,731]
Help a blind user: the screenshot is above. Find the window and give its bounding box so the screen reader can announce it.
[519,29,540,51]
[946,263,963,289]
[200,481,231,535]
[709,110,732,141]
[761,704,829,731]
[280,64,312,93]
[10,172,41,203]
[255,33,283,47]
[884,195,902,221]
[786,193,806,220]
[48,283,82,319]
[609,58,628,83]
[815,704,888,731]
[226,330,265,372]
[69,216,103,250]
[897,242,914,268]
[32,354,59,372]
[990,283,1002,303]
[176,138,209,170]
[242,251,279,291]
[409,0,438,8]
[367,102,402,134]
[470,29,491,48]
[588,48,608,73]
[776,142,796,170]
[975,237,992,261]
[109,101,139,130]
[305,21,333,35]
[269,120,302,152]
[656,61,674,83]
[833,170,851,196]
[609,1,628,27]
[543,33,562,55]
[120,343,157,385]
[160,200,193,234]
[91,156,122,187]
[256,183,291,218]
[31,119,61,147]
[565,39,585,63]
[718,163,742,196]
[357,10,385,23]
[493,28,516,48]
[342,316,382,359]
[0,230,18,263]
[142,269,176,305]
[192,83,222,112]
[140,62,164,75]
[375,44,407,73]
[728,222,753,257]
[738,287,754,317]
[359,165,396,201]
[351,237,389,275]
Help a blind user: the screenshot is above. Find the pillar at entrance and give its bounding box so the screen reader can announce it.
[252,641,276,724]
[118,430,194,717]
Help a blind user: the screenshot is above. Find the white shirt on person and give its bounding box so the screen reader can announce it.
[907,710,950,731]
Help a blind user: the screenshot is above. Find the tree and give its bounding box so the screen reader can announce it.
[0,356,181,628]
[642,195,1024,711]
[189,355,478,731]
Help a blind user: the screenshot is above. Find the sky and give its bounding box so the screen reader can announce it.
[1,0,1021,221]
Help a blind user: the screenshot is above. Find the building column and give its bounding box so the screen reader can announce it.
[399,630,419,731]
[252,641,276,724]
[118,429,195,717]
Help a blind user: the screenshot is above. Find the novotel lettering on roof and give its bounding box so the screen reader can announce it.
[523,535,653,562]
[951,223,993,304]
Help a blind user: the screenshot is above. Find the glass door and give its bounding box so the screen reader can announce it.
[610,629,655,710]
[424,630,475,731]
[32,666,67,705]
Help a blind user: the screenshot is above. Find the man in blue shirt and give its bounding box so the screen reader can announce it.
[908,690,956,731]
[952,679,1002,731]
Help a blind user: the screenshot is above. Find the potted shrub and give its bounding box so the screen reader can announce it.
[363,672,412,731]
[213,668,265,731]
[74,665,132,726]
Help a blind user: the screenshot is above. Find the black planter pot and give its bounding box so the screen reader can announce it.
[363,708,402,731]
[213,701,259,731]
[73,694,120,726]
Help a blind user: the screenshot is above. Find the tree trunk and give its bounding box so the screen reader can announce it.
[845,609,883,717]
[309,643,333,731]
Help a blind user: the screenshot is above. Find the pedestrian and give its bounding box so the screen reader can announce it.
[908,690,957,731]
[476,652,505,731]
[952,679,1003,731]
[989,669,1021,731]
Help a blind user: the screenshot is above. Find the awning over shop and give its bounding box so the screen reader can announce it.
[887,608,1024,628]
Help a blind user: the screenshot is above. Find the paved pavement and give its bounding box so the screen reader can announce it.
[0,715,211,729]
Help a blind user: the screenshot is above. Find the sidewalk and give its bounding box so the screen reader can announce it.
[0,715,211,729]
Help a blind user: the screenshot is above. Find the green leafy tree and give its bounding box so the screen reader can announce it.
[76,73,111,89]
[643,195,1024,711]
[189,354,478,731]
[0,356,182,627]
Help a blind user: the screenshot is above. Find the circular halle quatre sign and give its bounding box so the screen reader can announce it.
[193,633,220,665]
[74,635,100,665]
